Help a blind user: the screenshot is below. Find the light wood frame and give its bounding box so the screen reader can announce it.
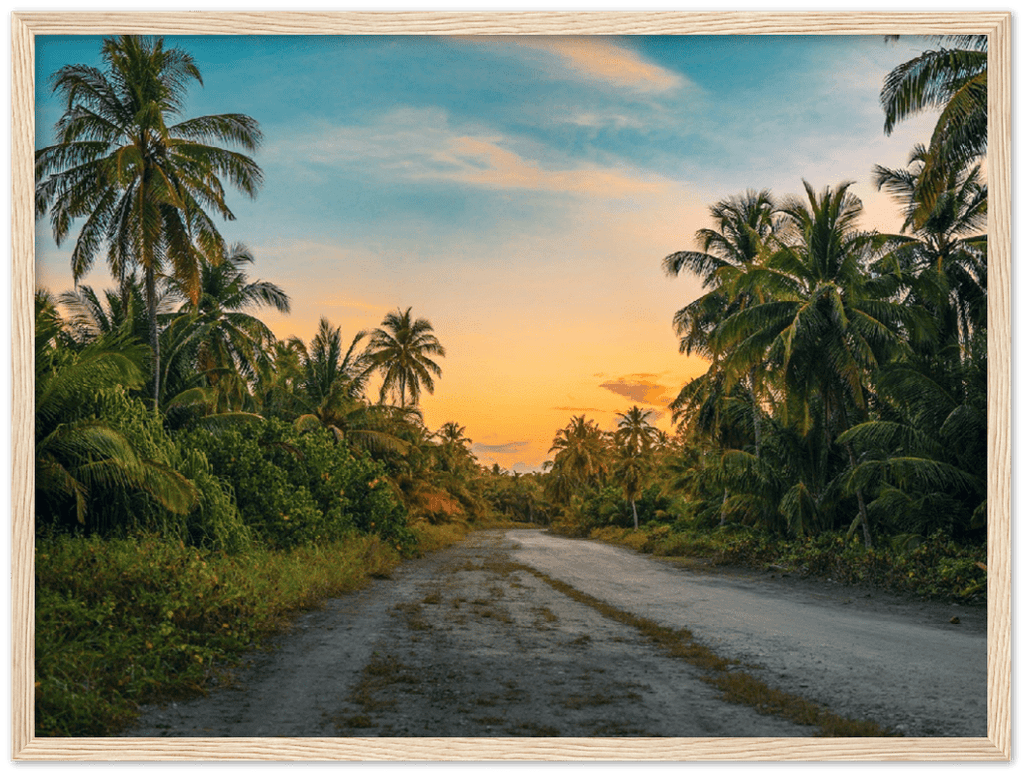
[11,11,1011,761]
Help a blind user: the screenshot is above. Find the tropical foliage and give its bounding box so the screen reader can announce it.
[33,34,989,738]
[36,35,264,409]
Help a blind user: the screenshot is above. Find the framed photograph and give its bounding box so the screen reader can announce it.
[9,9,1015,765]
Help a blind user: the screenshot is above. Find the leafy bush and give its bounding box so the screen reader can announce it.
[37,386,251,552]
[180,419,413,551]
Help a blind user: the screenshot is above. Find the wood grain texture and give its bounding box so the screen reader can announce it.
[10,11,1011,762]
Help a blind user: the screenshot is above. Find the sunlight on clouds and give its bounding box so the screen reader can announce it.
[444,135,670,198]
[280,107,674,200]
[462,36,686,93]
[598,374,675,407]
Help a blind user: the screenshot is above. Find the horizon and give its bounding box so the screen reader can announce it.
[34,34,938,473]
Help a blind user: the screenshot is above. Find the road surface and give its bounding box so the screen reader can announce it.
[128,529,986,737]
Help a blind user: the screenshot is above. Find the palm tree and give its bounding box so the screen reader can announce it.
[35,35,263,410]
[299,317,373,405]
[613,406,658,530]
[162,243,290,410]
[366,307,446,409]
[293,385,413,457]
[547,415,610,498]
[881,35,987,209]
[614,405,659,455]
[664,190,776,456]
[35,291,196,527]
[873,144,987,349]
[715,181,929,548]
[435,421,475,472]
[840,334,987,540]
[58,274,156,349]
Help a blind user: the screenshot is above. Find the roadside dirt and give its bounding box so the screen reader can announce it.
[127,529,986,738]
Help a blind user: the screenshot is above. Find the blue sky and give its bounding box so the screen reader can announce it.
[34,34,937,471]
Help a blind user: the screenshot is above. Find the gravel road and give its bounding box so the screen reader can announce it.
[127,529,986,738]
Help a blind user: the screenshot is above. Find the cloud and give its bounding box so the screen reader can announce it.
[598,373,674,406]
[551,406,610,414]
[458,37,685,93]
[272,108,672,201]
[472,441,532,455]
[558,110,647,131]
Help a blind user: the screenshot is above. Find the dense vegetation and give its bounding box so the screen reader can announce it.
[542,34,988,596]
[33,35,987,736]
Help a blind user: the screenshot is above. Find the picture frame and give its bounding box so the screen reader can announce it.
[10,10,1011,762]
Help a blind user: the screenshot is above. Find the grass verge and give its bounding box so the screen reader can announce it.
[582,525,986,604]
[35,520,474,737]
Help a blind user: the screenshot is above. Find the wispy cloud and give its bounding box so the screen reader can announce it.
[472,441,532,455]
[459,37,685,93]
[273,107,672,200]
[551,406,610,414]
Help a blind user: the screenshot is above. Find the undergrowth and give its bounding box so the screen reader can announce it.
[35,520,472,737]
[582,525,986,603]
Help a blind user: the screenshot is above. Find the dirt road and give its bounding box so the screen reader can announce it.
[128,529,986,738]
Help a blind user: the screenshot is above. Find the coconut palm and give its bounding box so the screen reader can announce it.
[293,385,412,457]
[664,189,777,357]
[35,291,195,527]
[58,274,158,350]
[665,190,777,457]
[366,307,446,409]
[873,144,987,349]
[35,35,263,409]
[612,405,658,531]
[840,328,987,539]
[434,421,475,473]
[298,317,373,405]
[162,243,290,410]
[714,181,931,548]
[881,35,987,210]
[547,415,611,497]
[614,405,659,455]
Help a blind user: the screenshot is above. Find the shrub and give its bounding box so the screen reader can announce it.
[37,386,250,552]
[180,419,413,551]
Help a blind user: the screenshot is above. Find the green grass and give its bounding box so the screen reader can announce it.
[583,525,987,603]
[34,520,473,737]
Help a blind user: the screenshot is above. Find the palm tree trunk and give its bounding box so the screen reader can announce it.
[845,442,873,549]
[631,497,639,531]
[145,269,160,412]
[720,488,728,527]
[836,398,873,549]
[748,369,762,458]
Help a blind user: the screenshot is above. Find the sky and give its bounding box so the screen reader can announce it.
[33,33,939,473]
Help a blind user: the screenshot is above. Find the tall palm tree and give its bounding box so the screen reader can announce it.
[873,144,987,349]
[366,307,446,409]
[664,189,777,358]
[664,190,777,456]
[881,35,987,210]
[35,35,263,409]
[715,182,928,548]
[613,406,658,530]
